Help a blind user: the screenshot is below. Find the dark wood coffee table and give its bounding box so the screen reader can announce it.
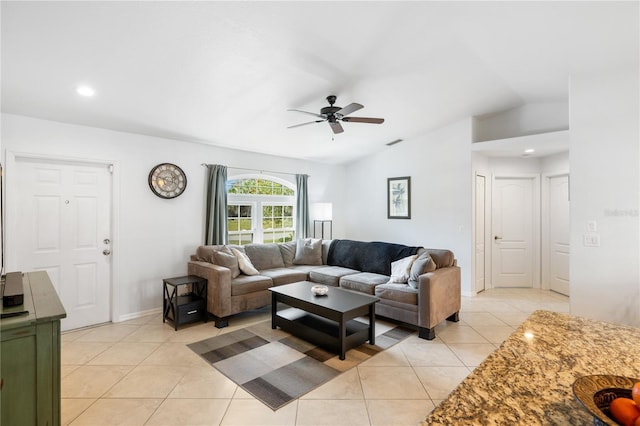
[269,281,380,360]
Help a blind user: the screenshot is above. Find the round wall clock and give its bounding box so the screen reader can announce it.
[148,163,187,199]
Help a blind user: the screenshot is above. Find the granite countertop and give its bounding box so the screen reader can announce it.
[422,310,640,425]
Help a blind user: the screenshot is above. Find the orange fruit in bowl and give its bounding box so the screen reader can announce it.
[635,414,640,426]
[610,397,640,426]
[633,382,640,406]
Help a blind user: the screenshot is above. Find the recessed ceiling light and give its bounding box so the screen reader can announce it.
[76,85,95,97]
[524,148,535,154]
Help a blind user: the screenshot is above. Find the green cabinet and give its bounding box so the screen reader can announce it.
[1,271,66,426]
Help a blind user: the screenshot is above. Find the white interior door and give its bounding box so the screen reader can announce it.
[475,174,486,293]
[548,174,570,295]
[13,157,112,330]
[491,176,535,287]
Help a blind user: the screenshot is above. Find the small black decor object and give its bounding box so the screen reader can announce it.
[2,272,24,307]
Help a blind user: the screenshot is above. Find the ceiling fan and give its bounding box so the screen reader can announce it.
[287,95,384,134]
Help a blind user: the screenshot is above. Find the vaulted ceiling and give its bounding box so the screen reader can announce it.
[2,1,638,164]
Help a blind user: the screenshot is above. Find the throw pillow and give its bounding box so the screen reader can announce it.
[293,238,323,265]
[279,242,297,267]
[408,253,434,289]
[231,248,259,275]
[244,243,285,270]
[213,250,241,279]
[388,255,417,284]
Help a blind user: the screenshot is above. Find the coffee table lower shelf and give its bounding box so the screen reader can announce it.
[273,308,372,359]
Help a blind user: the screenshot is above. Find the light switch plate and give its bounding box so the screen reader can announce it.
[583,234,601,247]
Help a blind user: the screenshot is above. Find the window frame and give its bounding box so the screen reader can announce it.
[227,174,296,245]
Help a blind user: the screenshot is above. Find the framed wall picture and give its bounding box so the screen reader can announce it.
[387,176,411,219]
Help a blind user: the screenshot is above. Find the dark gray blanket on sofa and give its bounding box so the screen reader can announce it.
[327,239,421,276]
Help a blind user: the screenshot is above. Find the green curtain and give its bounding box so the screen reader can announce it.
[295,174,310,239]
[205,164,228,245]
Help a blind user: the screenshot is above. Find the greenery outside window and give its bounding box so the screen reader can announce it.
[227,176,295,245]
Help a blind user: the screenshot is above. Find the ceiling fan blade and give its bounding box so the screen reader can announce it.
[288,120,324,129]
[287,109,325,119]
[342,117,385,124]
[329,121,344,134]
[336,102,363,116]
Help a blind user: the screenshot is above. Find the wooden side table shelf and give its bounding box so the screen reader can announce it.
[162,275,207,330]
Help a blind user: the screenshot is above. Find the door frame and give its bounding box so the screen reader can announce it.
[473,172,488,294]
[541,171,570,292]
[5,151,121,324]
[490,173,541,289]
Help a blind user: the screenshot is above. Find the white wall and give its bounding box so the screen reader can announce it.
[487,156,542,175]
[344,118,473,295]
[473,101,569,142]
[1,113,346,320]
[541,151,569,175]
[569,65,640,327]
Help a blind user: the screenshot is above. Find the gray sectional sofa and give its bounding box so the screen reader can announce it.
[187,238,461,340]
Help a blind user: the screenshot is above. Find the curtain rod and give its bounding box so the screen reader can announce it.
[200,163,298,177]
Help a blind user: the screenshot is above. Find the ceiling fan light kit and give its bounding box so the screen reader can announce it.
[288,95,384,134]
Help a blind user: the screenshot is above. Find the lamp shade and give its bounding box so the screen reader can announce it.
[312,202,333,221]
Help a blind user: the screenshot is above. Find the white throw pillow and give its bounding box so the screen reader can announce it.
[231,248,259,275]
[388,255,417,284]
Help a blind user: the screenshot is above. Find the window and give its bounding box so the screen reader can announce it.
[227,204,253,245]
[227,176,295,245]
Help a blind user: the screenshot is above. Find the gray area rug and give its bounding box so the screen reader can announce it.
[187,319,413,410]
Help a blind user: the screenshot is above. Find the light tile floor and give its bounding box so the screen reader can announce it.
[61,288,569,425]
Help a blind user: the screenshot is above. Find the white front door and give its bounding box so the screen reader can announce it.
[13,157,112,330]
[491,176,535,287]
[548,174,570,295]
[475,174,486,293]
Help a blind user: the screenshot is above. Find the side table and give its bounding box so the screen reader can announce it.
[162,275,207,330]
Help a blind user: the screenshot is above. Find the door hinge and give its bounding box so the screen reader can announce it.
[108,164,114,174]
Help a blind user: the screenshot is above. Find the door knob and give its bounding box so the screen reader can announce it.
[494,236,503,240]
[103,249,111,256]
[103,238,111,244]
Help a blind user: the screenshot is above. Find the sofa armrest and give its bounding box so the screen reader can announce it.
[417,266,461,329]
[188,261,232,318]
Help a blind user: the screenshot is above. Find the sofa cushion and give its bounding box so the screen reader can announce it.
[322,240,332,264]
[309,266,359,287]
[230,275,273,296]
[195,245,226,262]
[408,252,434,289]
[289,265,328,275]
[245,243,285,270]
[425,249,454,269]
[375,283,419,305]
[340,272,389,294]
[259,268,308,286]
[213,250,241,279]
[293,238,323,265]
[388,255,417,284]
[231,248,259,275]
[279,242,297,267]
[328,239,420,275]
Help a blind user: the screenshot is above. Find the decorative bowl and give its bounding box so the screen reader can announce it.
[311,285,328,296]
[573,375,640,426]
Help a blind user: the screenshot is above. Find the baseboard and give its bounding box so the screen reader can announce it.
[116,307,162,323]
